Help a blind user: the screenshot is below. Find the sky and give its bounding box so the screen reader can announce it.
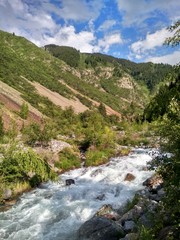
[0,0,179,65]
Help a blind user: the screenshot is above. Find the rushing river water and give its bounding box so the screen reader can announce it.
[0,148,156,240]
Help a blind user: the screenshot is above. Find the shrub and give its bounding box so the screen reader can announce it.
[0,145,57,200]
[85,148,114,167]
[55,147,81,171]
[0,115,4,139]
[138,225,155,240]
[20,102,29,119]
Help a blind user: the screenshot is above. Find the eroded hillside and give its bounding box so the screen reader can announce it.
[0,30,173,127]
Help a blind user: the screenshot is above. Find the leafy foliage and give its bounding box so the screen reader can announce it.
[144,71,180,222]
[0,145,57,200]
[143,71,180,122]
[143,23,180,236]
[164,20,180,47]
[20,102,29,119]
[55,147,81,171]
[22,120,56,146]
[85,147,115,167]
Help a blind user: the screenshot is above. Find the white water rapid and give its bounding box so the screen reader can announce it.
[0,148,157,240]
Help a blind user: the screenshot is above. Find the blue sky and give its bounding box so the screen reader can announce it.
[0,0,179,65]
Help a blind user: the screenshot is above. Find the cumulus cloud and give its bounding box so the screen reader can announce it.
[41,25,96,53]
[146,50,180,65]
[0,0,57,37]
[129,27,180,65]
[97,33,123,53]
[130,28,172,55]
[0,0,99,52]
[116,0,180,26]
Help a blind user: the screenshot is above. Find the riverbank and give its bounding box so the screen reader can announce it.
[78,174,165,240]
[0,144,133,212]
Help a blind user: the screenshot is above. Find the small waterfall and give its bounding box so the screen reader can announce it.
[0,148,155,240]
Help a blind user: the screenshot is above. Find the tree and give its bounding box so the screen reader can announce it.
[98,103,107,118]
[164,20,180,47]
[147,21,180,234]
[20,102,29,119]
[22,122,41,145]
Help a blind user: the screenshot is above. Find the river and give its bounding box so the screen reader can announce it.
[0,148,156,240]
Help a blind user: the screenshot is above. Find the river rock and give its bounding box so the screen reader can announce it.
[90,169,103,177]
[65,179,75,186]
[124,173,135,181]
[119,233,138,240]
[96,194,105,201]
[143,174,163,191]
[78,216,125,240]
[3,189,12,200]
[138,212,155,228]
[123,220,136,233]
[95,204,120,220]
[157,188,165,198]
[118,205,143,224]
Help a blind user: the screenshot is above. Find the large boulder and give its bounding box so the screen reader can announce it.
[123,220,136,233]
[3,189,12,200]
[78,216,125,240]
[118,205,144,224]
[143,175,163,192]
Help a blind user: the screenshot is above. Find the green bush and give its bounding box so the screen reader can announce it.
[0,115,4,139]
[0,146,56,183]
[20,102,29,119]
[138,225,155,240]
[85,148,113,166]
[55,147,81,171]
[0,145,57,200]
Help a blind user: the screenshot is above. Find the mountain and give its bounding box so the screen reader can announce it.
[0,29,175,205]
[45,45,174,92]
[0,30,174,129]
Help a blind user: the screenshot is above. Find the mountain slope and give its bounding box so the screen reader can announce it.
[0,30,173,127]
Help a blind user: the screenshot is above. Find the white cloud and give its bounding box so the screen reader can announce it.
[116,0,180,26]
[0,0,98,52]
[98,19,117,31]
[59,0,103,21]
[130,28,172,55]
[23,25,97,53]
[146,50,180,65]
[129,27,180,65]
[97,33,123,53]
